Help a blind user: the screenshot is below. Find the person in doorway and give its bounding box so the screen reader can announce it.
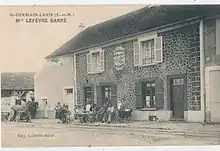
[107,103,115,124]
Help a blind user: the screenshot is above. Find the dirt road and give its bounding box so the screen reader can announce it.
[1,122,220,147]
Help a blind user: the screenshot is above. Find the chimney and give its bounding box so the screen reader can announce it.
[78,22,85,32]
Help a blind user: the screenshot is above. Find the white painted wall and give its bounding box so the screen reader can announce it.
[34,55,74,114]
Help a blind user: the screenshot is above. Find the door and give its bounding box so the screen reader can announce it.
[84,87,93,103]
[170,77,185,119]
[101,85,111,105]
[208,69,220,122]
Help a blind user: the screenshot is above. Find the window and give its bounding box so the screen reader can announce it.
[87,48,104,74]
[142,81,156,109]
[172,78,184,86]
[92,52,100,70]
[134,36,163,66]
[114,46,125,70]
[141,39,154,65]
[65,88,73,95]
[15,99,21,105]
[102,86,112,104]
[84,87,93,102]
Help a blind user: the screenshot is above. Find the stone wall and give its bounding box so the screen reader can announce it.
[75,23,201,111]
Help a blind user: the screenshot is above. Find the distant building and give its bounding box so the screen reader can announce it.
[1,72,35,110]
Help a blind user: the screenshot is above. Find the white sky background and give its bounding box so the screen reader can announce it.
[0,5,144,73]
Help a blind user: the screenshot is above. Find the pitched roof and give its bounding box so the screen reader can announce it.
[46,5,220,58]
[1,72,35,90]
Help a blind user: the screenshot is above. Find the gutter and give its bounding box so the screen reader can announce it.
[46,16,203,59]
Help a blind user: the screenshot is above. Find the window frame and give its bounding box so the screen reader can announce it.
[141,39,155,65]
[15,99,22,105]
[91,51,101,71]
[142,81,156,110]
[84,86,93,103]
[63,87,74,95]
[87,48,105,74]
[134,32,163,67]
[101,85,112,105]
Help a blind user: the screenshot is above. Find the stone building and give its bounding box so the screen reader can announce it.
[46,5,220,123]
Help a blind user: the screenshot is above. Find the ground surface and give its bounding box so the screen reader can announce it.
[1,119,220,147]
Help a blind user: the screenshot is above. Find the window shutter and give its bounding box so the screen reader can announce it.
[99,49,105,72]
[91,86,95,104]
[96,85,102,106]
[111,84,117,108]
[155,78,164,110]
[134,42,140,66]
[87,53,91,74]
[154,36,163,63]
[135,82,142,109]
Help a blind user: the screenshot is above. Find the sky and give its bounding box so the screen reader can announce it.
[0,5,143,73]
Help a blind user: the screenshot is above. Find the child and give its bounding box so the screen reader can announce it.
[107,103,114,124]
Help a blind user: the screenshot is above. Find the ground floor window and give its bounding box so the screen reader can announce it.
[84,87,93,103]
[142,81,156,109]
[102,85,112,104]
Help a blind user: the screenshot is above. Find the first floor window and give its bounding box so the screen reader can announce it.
[92,52,100,70]
[133,36,163,67]
[142,81,156,108]
[141,39,154,65]
[87,48,105,74]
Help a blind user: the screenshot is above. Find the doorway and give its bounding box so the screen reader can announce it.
[101,85,111,105]
[170,77,185,119]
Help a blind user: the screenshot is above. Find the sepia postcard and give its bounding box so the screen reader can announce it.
[1,4,220,148]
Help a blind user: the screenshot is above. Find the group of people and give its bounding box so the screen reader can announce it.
[74,99,132,124]
[7,97,38,122]
[54,102,71,123]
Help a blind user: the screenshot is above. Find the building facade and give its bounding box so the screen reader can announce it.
[47,5,220,123]
[75,22,202,122]
[34,55,74,118]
